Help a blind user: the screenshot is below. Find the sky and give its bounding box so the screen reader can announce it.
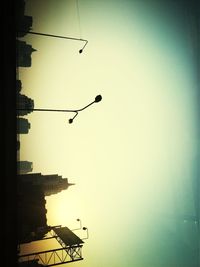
[18,0,199,266]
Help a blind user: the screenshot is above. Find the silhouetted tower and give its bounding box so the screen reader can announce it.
[15,0,26,20]
[17,140,20,151]
[16,0,33,37]
[18,173,75,196]
[16,16,33,38]
[17,161,33,174]
[16,40,37,67]
[16,79,22,93]
[17,118,31,134]
[18,184,48,244]
[17,94,34,116]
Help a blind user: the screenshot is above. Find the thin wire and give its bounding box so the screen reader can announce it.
[76,0,82,39]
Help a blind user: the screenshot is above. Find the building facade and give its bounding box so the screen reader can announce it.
[17,118,31,134]
[18,173,75,196]
[16,79,22,93]
[17,161,33,174]
[17,93,34,116]
[16,0,33,37]
[16,15,33,38]
[16,40,37,67]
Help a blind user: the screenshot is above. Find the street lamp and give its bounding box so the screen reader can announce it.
[71,218,82,231]
[68,95,102,124]
[17,95,102,124]
[22,31,88,54]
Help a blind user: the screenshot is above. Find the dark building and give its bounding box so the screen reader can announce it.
[18,183,48,244]
[17,140,20,151]
[17,172,74,244]
[17,93,34,116]
[18,173,75,196]
[16,0,26,20]
[16,79,22,93]
[17,161,33,174]
[16,16,33,38]
[16,0,33,37]
[17,118,31,134]
[16,40,37,67]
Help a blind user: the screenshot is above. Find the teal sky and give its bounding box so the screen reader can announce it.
[19,1,199,266]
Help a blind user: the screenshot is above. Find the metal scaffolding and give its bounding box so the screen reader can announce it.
[18,225,85,266]
[18,245,83,266]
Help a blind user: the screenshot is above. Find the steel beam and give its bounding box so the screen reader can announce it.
[18,245,83,266]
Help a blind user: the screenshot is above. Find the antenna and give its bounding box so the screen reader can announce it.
[76,0,82,38]
[76,0,88,53]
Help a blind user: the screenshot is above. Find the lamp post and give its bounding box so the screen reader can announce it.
[71,218,82,231]
[21,31,88,53]
[17,95,102,124]
[76,218,82,229]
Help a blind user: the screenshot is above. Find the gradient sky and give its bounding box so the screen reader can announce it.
[19,1,199,266]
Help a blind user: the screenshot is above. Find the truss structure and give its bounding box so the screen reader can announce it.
[18,245,83,266]
[18,226,84,266]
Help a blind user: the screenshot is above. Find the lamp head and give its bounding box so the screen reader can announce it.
[69,118,73,124]
[95,95,102,103]
[83,227,87,230]
[79,49,83,54]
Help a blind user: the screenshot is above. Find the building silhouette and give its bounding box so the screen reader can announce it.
[17,118,31,134]
[17,93,34,116]
[16,40,37,67]
[17,161,33,174]
[16,16,33,38]
[18,183,48,244]
[16,79,22,93]
[18,173,75,196]
[17,140,20,151]
[16,0,33,37]
[17,173,74,243]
